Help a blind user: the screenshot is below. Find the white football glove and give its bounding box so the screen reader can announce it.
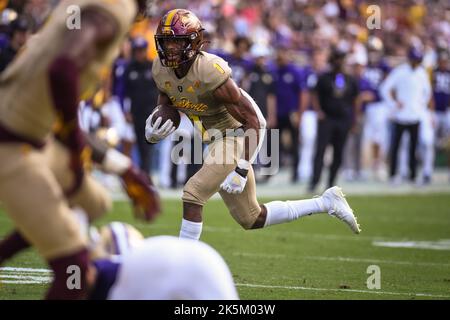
[220,170,248,194]
[145,112,176,144]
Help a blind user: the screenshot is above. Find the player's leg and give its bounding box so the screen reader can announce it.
[328,121,350,188]
[45,139,112,221]
[0,146,93,299]
[419,112,435,183]
[68,175,113,222]
[219,165,262,229]
[310,118,332,192]
[219,156,360,233]
[299,110,317,181]
[0,140,113,264]
[181,137,237,240]
[408,123,420,182]
[0,230,29,265]
[389,122,404,180]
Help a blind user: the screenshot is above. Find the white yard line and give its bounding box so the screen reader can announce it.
[236,283,450,299]
[203,225,377,241]
[373,240,450,251]
[301,255,450,267]
[2,266,449,299]
[231,252,450,267]
[0,267,51,273]
[0,267,53,285]
[203,226,447,245]
[0,280,49,285]
[0,274,52,281]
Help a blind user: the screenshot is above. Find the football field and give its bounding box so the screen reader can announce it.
[1,192,450,300]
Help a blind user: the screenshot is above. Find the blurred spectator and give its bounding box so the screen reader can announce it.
[111,40,135,158]
[247,44,275,123]
[432,49,450,153]
[272,46,302,183]
[309,48,359,192]
[380,46,432,185]
[361,37,391,181]
[216,36,253,88]
[247,43,276,181]
[342,58,373,182]
[432,48,450,181]
[1,0,449,187]
[124,37,159,173]
[0,16,30,72]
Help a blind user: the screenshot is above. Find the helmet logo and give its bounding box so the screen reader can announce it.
[156,9,205,68]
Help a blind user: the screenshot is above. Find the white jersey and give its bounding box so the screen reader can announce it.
[104,236,239,300]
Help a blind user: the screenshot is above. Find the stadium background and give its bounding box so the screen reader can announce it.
[0,0,450,300]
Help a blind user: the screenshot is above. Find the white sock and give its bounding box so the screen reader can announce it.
[179,218,203,240]
[263,197,328,227]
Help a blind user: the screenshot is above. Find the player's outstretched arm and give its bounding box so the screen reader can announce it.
[48,8,118,196]
[214,78,267,194]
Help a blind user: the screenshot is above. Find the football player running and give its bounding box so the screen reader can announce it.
[0,0,159,299]
[145,9,361,241]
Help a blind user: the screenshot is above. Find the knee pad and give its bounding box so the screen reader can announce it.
[46,248,91,300]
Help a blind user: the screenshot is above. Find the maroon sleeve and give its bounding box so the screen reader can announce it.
[48,55,84,151]
[48,55,86,196]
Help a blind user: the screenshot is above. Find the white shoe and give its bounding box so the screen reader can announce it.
[321,186,361,234]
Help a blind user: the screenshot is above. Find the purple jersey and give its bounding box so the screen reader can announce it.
[272,63,303,118]
[432,68,450,112]
[112,58,129,108]
[0,34,8,50]
[365,60,390,85]
[89,259,120,300]
[363,61,390,103]
[358,76,377,112]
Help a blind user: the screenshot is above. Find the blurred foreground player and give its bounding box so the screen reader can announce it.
[88,222,239,300]
[145,9,361,242]
[0,0,156,299]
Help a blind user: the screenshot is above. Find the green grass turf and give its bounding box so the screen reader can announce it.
[1,193,450,300]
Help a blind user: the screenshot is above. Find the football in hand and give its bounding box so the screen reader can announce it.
[151,104,181,129]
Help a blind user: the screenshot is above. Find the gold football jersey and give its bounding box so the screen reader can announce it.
[152,51,242,142]
[0,0,136,142]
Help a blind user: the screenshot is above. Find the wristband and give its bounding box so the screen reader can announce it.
[236,159,250,177]
[235,167,249,178]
